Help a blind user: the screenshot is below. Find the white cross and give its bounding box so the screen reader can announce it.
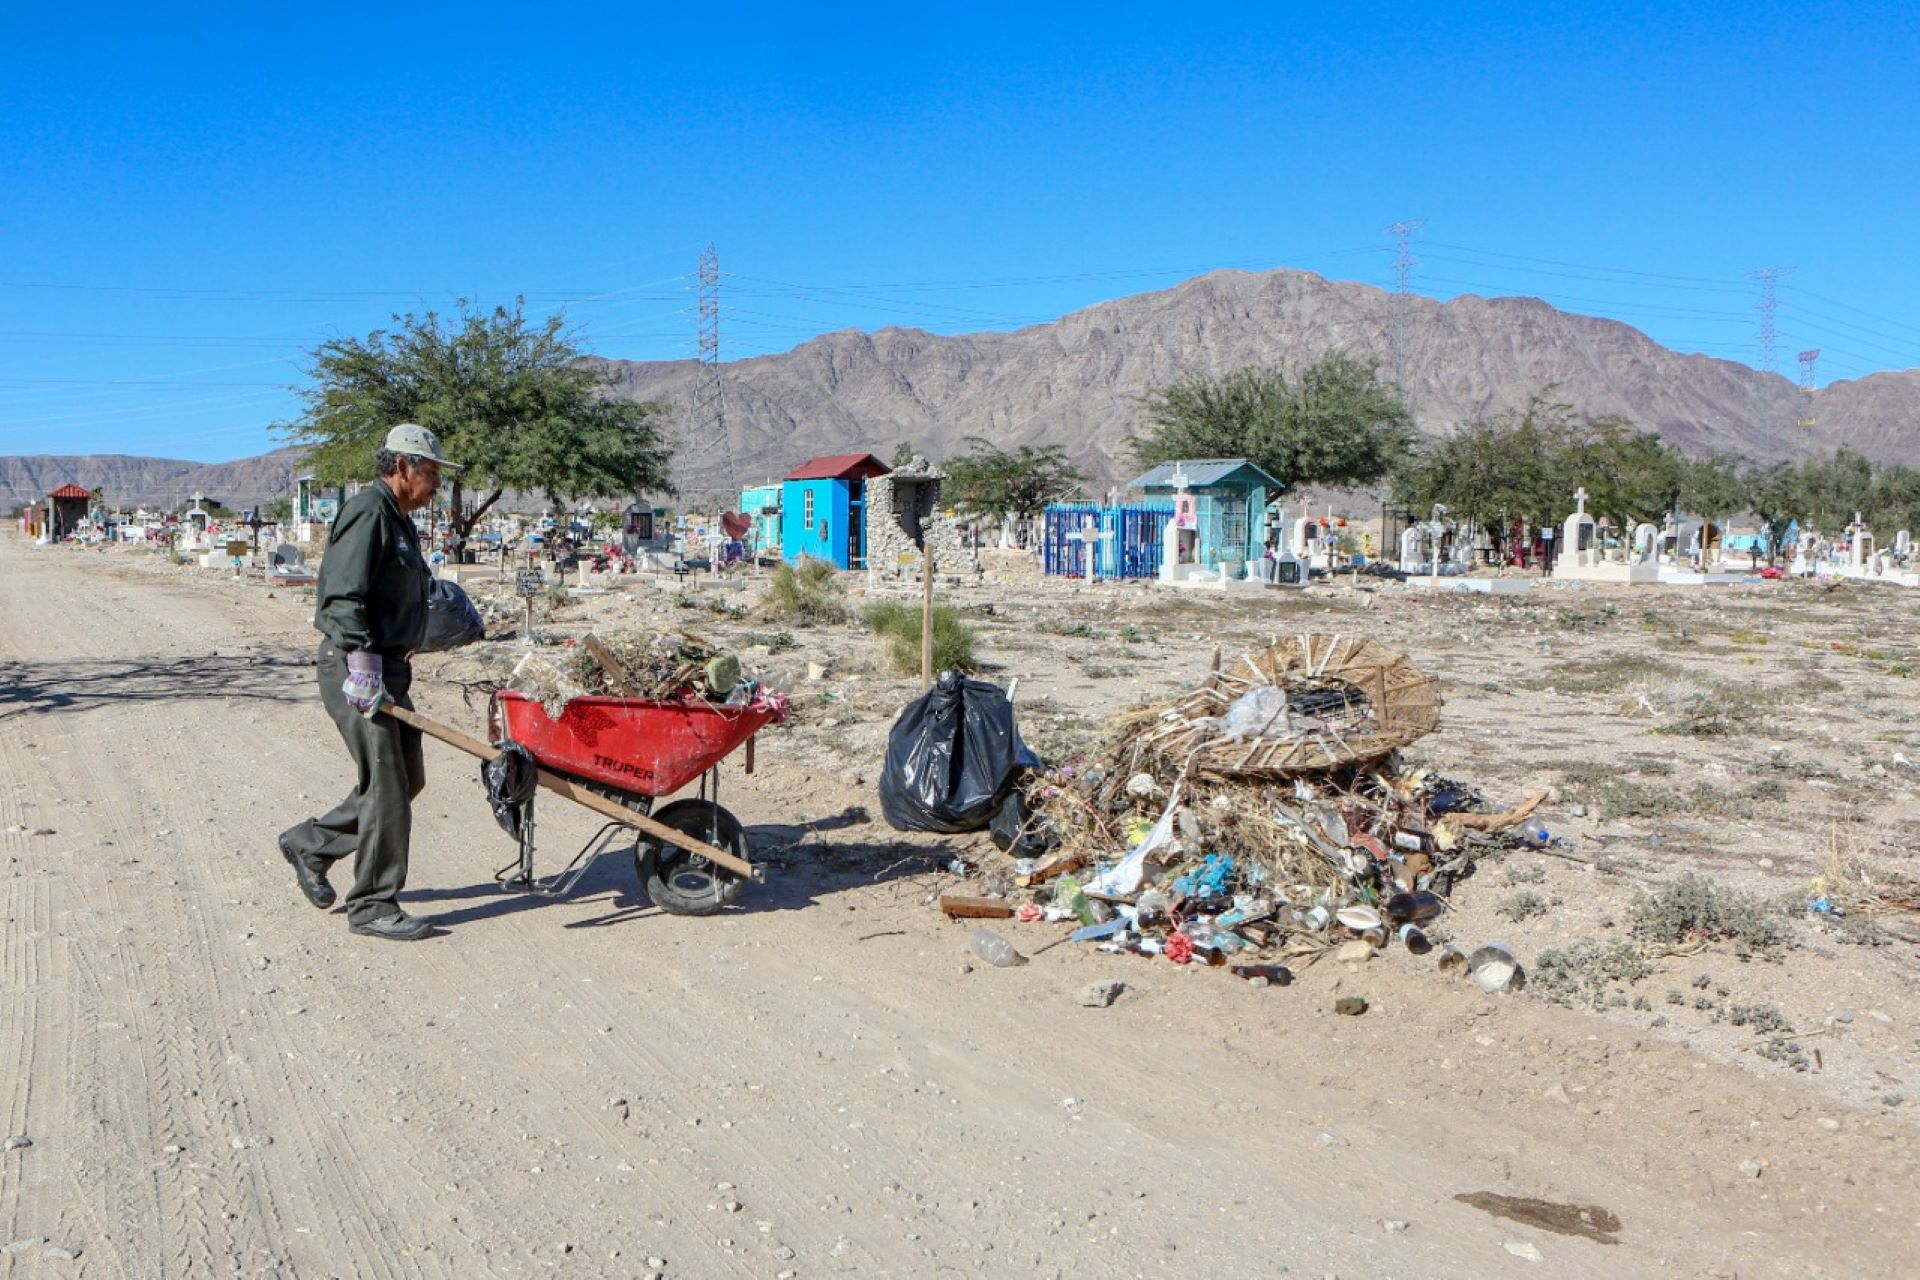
[1074,518,1114,582]
[1573,487,1589,516]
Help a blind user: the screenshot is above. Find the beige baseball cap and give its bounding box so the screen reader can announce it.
[383,423,463,469]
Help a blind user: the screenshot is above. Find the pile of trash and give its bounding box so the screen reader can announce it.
[920,636,1545,984]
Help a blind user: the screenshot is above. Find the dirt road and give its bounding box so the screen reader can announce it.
[1,531,1914,1279]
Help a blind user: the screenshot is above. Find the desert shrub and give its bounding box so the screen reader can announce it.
[675,592,746,619]
[742,630,797,653]
[1518,653,1681,694]
[1529,939,1653,1008]
[862,601,977,676]
[1560,776,1724,820]
[1629,875,1788,958]
[1653,686,1775,739]
[765,556,847,624]
[1728,1003,1793,1034]
[1495,890,1550,922]
[1757,1037,1810,1072]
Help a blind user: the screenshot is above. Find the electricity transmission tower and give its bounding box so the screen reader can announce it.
[1747,266,1791,373]
[1797,348,1820,428]
[1385,219,1426,404]
[691,242,736,496]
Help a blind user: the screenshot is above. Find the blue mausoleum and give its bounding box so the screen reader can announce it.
[779,453,891,568]
[1131,457,1284,575]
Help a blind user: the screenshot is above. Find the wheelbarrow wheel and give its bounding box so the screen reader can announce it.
[635,799,748,916]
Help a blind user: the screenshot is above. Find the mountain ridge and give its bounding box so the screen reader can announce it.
[7,268,1916,506]
[595,266,1917,493]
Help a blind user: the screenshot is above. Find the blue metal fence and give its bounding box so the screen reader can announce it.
[1043,501,1175,579]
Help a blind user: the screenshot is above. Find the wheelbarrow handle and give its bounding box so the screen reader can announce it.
[379,703,757,881]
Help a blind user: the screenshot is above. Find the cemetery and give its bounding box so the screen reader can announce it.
[9,454,1920,1280]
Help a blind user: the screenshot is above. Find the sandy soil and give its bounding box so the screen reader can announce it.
[2,530,1917,1279]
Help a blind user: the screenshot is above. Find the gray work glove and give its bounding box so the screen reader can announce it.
[342,649,387,717]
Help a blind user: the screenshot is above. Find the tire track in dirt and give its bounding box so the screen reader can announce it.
[0,557,428,1278]
[130,696,428,1280]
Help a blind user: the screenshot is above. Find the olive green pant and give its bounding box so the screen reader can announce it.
[281,642,425,925]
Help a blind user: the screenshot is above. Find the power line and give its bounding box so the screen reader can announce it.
[1421,240,1751,290]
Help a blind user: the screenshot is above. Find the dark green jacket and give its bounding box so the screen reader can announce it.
[313,481,430,656]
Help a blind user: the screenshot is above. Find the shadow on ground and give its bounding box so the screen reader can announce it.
[0,653,314,721]
[400,805,960,931]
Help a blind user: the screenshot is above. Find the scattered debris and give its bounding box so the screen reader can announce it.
[926,638,1563,992]
[1076,980,1126,1008]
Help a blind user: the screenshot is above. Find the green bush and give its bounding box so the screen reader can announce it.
[1629,875,1788,958]
[765,556,847,624]
[862,600,977,676]
[1529,939,1652,1008]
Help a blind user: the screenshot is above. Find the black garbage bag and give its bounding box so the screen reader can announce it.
[879,672,1037,833]
[482,743,538,840]
[419,578,486,653]
[989,788,1056,855]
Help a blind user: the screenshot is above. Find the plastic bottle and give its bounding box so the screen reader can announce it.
[1518,817,1550,849]
[968,928,1028,968]
[1054,874,1097,926]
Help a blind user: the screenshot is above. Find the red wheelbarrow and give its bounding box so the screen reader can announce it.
[381,687,786,915]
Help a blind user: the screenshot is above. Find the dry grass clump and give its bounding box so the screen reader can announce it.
[765,556,848,624]
[861,601,977,675]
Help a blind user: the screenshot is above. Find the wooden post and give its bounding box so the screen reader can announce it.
[921,548,936,690]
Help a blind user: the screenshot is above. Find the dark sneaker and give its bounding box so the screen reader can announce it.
[278,834,336,910]
[348,911,433,941]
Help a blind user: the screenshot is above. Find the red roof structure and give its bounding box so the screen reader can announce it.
[48,484,92,500]
[782,453,891,483]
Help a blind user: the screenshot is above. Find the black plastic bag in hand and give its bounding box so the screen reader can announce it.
[419,578,486,653]
[879,672,1037,833]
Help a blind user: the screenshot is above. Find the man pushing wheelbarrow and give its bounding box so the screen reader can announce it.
[278,424,455,941]
[278,424,780,938]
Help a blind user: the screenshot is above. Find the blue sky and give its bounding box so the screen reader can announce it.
[3,1,1917,469]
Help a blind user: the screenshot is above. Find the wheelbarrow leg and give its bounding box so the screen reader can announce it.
[493,792,537,889]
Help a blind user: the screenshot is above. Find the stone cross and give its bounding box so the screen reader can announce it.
[1573,487,1589,516]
